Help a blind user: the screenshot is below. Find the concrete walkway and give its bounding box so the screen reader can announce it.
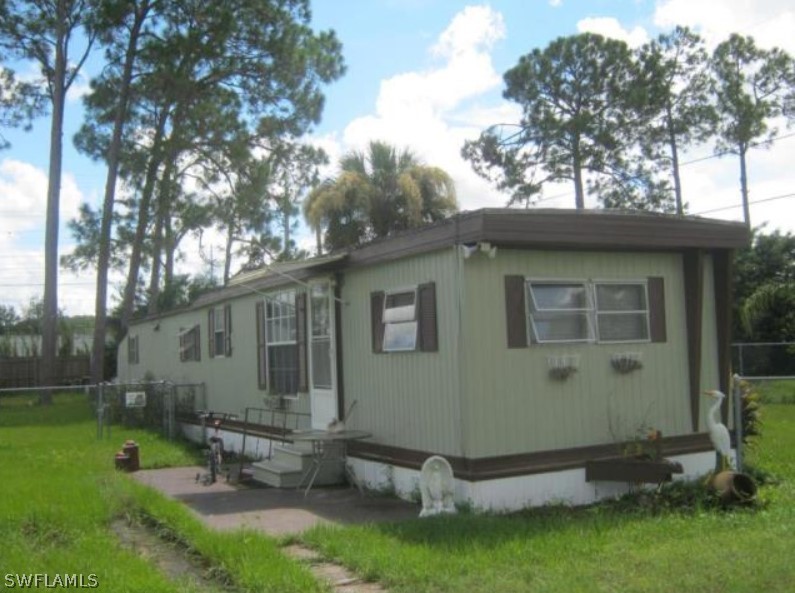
[131,466,419,536]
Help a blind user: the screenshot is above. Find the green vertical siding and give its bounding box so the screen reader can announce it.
[117,244,724,462]
[340,248,463,456]
[116,289,312,419]
[459,249,695,458]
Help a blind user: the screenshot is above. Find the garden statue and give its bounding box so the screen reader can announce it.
[419,455,456,517]
[703,390,733,471]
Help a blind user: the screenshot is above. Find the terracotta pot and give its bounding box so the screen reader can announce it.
[711,471,757,503]
[114,452,131,472]
[122,440,140,472]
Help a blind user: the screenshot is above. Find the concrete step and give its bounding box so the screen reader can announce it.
[251,460,306,489]
[271,445,314,472]
[250,455,346,490]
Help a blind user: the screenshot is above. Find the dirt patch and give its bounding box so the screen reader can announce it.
[111,519,232,592]
[282,544,388,593]
[112,518,388,593]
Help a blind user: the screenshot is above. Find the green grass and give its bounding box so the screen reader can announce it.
[0,393,324,593]
[3,390,794,593]
[753,379,795,404]
[300,404,795,593]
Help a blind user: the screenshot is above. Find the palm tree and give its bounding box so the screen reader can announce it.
[304,141,457,251]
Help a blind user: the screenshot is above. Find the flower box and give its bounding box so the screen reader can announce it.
[611,352,643,374]
[547,354,579,381]
[585,457,684,484]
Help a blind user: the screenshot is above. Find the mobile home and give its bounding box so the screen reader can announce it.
[117,208,749,510]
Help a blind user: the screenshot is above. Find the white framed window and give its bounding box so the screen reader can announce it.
[594,281,650,343]
[526,280,595,344]
[383,287,418,352]
[265,290,298,394]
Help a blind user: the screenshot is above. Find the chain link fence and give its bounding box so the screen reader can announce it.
[95,382,206,441]
[732,342,795,379]
[0,385,95,409]
[0,382,206,444]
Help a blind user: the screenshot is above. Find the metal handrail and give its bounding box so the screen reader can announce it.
[240,404,311,465]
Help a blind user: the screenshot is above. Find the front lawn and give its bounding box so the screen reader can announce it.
[0,393,323,593]
[2,390,793,593]
[300,403,795,593]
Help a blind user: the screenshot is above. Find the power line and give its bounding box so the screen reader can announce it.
[693,192,795,216]
[679,132,795,168]
[510,132,795,208]
[534,189,574,204]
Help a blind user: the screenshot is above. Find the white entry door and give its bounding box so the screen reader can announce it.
[309,282,337,429]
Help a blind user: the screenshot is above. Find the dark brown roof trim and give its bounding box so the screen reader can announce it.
[347,209,749,268]
[129,257,346,326]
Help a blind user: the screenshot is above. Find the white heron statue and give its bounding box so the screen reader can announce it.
[703,389,733,471]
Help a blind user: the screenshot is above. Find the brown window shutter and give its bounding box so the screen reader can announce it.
[648,276,667,343]
[224,304,233,356]
[255,302,268,389]
[418,282,438,352]
[371,291,385,353]
[194,325,201,361]
[504,275,528,348]
[296,292,308,392]
[208,308,216,358]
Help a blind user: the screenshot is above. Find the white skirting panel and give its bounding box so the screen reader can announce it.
[347,449,729,512]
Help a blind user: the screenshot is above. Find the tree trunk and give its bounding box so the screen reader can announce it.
[120,110,168,333]
[666,107,684,216]
[164,210,175,289]
[223,221,235,284]
[40,6,69,397]
[739,144,751,226]
[147,195,165,315]
[91,3,148,383]
[283,206,290,257]
[147,150,178,315]
[572,137,585,210]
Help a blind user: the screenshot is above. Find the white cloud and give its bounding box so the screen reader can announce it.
[549,0,563,7]
[650,1,795,231]
[446,101,522,130]
[431,5,506,59]
[305,132,344,179]
[66,77,92,103]
[0,159,83,236]
[324,2,795,231]
[654,0,795,53]
[0,159,95,315]
[660,134,795,233]
[332,4,511,211]
[369,5,505,122]
[576,17,649,48]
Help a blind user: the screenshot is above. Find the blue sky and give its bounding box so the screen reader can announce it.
[1,0,794,315]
